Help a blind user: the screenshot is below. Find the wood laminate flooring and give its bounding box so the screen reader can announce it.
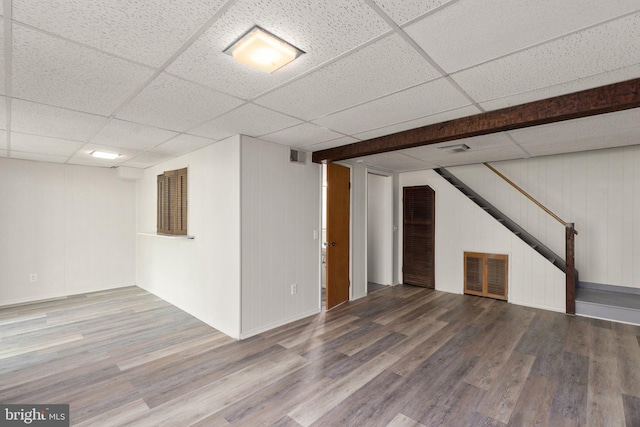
[1,286,639,426]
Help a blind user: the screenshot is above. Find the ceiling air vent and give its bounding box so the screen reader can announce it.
[438,143,470,153]
[290,149,307,164]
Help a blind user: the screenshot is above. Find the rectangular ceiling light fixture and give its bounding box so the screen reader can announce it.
[224,26,304,73]
[90,150,120,160]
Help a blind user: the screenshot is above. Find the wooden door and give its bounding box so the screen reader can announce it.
[326,163,350,310]
[403,186,435,288]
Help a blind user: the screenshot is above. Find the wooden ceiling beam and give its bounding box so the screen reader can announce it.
[312,77,640,164]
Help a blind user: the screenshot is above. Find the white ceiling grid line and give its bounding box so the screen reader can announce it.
[0,0,638,170]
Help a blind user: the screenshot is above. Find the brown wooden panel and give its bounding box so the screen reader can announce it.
[326,163,350,310]
[312,78,640,163]
[566,223,576,314]
[403,186,435,288]
[464,252,484,297]
[465,252,508,300]
[486,254,508,301]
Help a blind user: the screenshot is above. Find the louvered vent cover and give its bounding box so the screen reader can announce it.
[464,252,508,300]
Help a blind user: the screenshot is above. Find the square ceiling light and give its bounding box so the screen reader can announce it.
[224,26,304,73]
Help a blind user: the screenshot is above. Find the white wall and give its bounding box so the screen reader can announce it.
[398,169,565,312]
[448,145,640,289]
[240,136,321,338]
[0,158,136,305]
[136,136,241,339]
[367,173,393,286]
[351,163,368,300]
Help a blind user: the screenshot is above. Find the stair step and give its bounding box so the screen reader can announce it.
[576,287,640,325]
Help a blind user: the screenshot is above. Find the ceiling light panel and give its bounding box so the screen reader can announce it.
[90,150,120,160]
[116,73,244,132]
[166,0,390,99]
[13,0,228,67]
[255,34,441,121]
[451,13,640,103]
[12,25,154,116]
[224,26,304,73]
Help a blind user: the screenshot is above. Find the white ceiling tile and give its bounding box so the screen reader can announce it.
[166,0,391,99]
[406,0,640,73]
[12,25,154,116]
[116,73,244,132]
[313,78,471,135]
[354,152,435,172]
[0,130,6,149]
[188,103,302,140]
[452,13,640,103]
[403,133,517,162]
[122,152,176,168]
[13,0,227,67]
[353,105,481,141]
[255,34,441,120]
[509,109,640,157]
[10,151,68,164]
[371,0,452,25]
[153,134,217,156]
[11,132,83,156]
[91,119,178,151]
[305,136,360,152]
[434,144,525,167]
[67,143,141,167]
[11,99,106,141]
[478,64,640,111]
[261,123,344,147]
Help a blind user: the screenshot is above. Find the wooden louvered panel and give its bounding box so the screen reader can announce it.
[157,168,188,235]
[487,255,508,300]
[464,253,484,296]
[464,252,508,300]
[403,186,435,288]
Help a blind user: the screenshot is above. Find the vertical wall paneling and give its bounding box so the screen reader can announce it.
[240,136,320,338]
[398,169,565,312]
[351,163,367,300]
[449,145,640,289]
[136,135,241,339]
[367,172,393,286]
[0,158,136,306]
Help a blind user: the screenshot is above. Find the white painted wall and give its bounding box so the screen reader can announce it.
[448,145,640,289]
[136,136,241,339]
[240,136,321,338]
[351,163,368,300]
[367,173,393,286]
[398,169,565,312]
[0,158,136,306]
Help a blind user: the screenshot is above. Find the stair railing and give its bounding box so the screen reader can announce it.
[483,163,577,315]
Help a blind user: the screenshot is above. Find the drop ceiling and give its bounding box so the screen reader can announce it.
[0,0,639,170]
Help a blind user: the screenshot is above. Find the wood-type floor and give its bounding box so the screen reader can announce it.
[1,285,639,426]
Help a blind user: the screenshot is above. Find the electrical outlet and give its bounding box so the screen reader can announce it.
[30,273,37,282]
[291,284,297,295]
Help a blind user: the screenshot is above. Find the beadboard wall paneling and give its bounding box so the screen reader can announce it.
[449,145,640,289]
[136,135,241,339]
[240,136,321,338]
[398,169,565,312]
[0,158,136,305]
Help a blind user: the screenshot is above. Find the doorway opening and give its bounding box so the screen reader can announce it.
[367,172,393,294]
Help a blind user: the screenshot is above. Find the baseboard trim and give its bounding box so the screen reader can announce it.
[240,308,321,340]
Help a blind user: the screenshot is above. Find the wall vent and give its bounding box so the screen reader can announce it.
[290,149,307,164]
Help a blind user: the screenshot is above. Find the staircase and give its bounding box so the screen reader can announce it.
[436,166,640,325]
[575,282,640,325]
[434,168,566,273]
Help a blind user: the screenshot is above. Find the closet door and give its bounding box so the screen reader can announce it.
[403,186,435,288]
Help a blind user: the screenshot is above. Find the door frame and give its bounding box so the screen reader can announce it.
[365,167,394,295]
[320,162,353,310]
